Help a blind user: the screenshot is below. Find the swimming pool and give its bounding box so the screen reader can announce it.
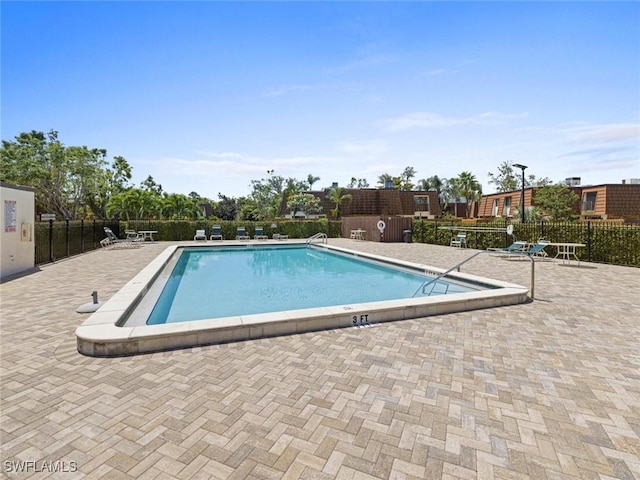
[76,241,529,356]
[143,245,475,325]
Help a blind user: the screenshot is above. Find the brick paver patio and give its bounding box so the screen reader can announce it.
[1,240,639,479]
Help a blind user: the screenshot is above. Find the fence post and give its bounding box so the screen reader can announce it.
[587,221,591,262]
[48,220,54,263]
[65,220,70,258]
[81,219,85,253]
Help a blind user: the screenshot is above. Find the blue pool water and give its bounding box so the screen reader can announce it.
[146,245,475,325]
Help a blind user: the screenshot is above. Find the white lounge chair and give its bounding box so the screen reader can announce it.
[102,227,142,248]
[194,229,207,241]
[450,233,467,248]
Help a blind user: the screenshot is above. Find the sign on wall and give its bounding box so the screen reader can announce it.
[4,200,17,233]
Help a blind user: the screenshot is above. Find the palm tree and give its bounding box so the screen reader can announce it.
[417,175,445,211]
[328,186,352,219]
[306,174,321,190]
[162,193,200,220]
[455,171,482,218]
[105,191,131,221]
[442,178,462,217]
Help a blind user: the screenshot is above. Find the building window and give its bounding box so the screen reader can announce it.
[492,199,499,217]
[414,195,430,212]
[503,197,512,217]
[582,192,597,211]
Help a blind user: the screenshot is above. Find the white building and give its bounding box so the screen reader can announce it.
[1,181,35,279]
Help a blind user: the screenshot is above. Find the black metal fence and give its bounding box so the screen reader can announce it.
[411,219,640,267]
[33,219,341,266]
[35,220,119,265]
[34,219,640,267]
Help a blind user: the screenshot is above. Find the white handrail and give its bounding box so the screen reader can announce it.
[306,232,328,245]
[416,249,535,299]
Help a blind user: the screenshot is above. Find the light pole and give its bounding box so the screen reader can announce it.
[512,163,528,223]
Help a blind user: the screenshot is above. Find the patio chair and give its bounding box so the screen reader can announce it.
[254,226,268,240]
[194,229,207,241]
[235,227,250,241]
[210,225,223,241]
[450,233,467,248]
[272,233,288,240]
[102,227,141,248]
[505,241,549,260]
[488,241,528,256]
[523,241,549,258]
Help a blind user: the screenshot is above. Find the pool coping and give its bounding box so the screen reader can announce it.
[76,241,529,356]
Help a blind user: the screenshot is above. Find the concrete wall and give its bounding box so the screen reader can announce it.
[1,182,35,279]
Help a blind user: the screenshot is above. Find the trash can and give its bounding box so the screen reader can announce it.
[403,230,412,243]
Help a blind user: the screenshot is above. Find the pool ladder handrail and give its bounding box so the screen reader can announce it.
[415,249,535,299]
[306,232,328,245]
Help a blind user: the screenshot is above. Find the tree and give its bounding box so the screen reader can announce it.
[105,191,132,221]
[532,184,579,221]
[377,173,394,188]
[106,188,160,220]
[416,175,445,212]
[141,175,163,195]
[347,177,370,188]
[86,155,133,219]
[306,174,321,190]
[162,193,200,220]
[249,172,285,219]
[286,193,322,218]
[213,193,239,220]
[455,171,482,218]
[399,166,416,191]
[328,186,352,219]
[442,178,462,217]
[487,161,519,192]
[377,167,416,190]
[0,130,103,219]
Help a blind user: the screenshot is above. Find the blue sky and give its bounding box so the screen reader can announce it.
[2,1,639,198]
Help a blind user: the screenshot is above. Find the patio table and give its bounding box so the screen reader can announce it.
[138,230,158,242]
[548,242,586,265]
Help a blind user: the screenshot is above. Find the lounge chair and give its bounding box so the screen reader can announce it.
[254,226,268,240]
[102,227,142,248]
[523,242,549,258]
[235,227,250,240]
[273,233,288,240]
[194,229,207,241]
[450,233,467,248]
[504,241,549,260]
[488,241,527,256]
[210,225,223,241]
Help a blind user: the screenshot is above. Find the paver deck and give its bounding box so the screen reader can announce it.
[1,239,639,479]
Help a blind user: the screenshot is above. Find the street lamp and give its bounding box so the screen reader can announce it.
[512,163,528,223]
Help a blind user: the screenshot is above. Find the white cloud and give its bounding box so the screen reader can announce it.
[339,140,388,156]
[561,123,640,144]
[379,111,529,132]
[157,151,334,178]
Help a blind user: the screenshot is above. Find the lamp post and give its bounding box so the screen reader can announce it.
[512,163,528,223]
